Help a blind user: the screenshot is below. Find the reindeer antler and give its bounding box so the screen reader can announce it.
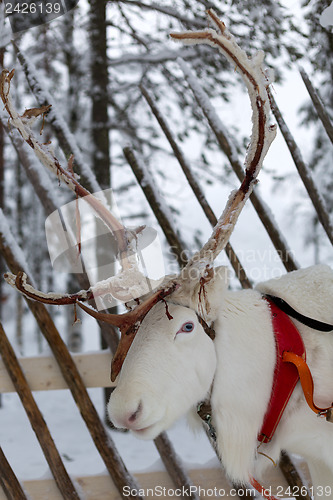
[0,69,135,270]
[0,69,153,303]
[1,11,276,382]
[170,9,276,282]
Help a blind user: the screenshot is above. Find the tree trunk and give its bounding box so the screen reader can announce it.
[89,0,116,421]
[0,46,4,408]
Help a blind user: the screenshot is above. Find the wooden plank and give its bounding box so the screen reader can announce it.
[0,351,115,393]
[0,466,304,500]
[0,469,247,500]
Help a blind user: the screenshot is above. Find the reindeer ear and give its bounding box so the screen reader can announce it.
[171,266,229,322]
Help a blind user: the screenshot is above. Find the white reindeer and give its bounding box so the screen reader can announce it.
[108,264,333,495]
[3,9,332,499]
[105,16,333,493]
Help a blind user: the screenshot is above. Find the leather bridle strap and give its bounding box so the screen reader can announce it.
[264,294,333,422]
[196,314,215,340]
[264,294,333,332]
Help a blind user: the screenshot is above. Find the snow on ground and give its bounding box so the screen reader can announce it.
[1,387,218,480]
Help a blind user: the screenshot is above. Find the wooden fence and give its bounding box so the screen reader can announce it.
[0,335,309,500]
[0,21,331,500]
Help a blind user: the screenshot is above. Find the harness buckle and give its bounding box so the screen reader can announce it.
[326,407,333,423]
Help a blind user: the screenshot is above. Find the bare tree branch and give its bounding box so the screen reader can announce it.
[108,46,203,67]
[110,0,206,28]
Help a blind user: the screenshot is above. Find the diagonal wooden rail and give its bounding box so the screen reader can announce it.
[0,447,28,500]
[177,59,299,273]
[299,66,333,145]
[0,325,81,500]
[268,88,333,246]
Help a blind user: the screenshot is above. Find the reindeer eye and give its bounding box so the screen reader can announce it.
[179,322,194,333]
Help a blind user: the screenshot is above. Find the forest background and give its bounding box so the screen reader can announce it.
[0,0,332,481]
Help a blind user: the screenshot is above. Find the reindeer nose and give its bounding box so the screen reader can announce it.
[128,400,142,425]
[108,392,148,431]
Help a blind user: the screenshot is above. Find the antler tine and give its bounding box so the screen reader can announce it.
[4,271,94,305]
[76,282,179,381]
[0,69,155,307]
[170,9,276,283]
[0,69,135,271]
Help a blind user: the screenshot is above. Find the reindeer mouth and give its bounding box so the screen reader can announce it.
[131,421,162,439]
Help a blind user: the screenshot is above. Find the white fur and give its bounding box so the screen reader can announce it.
[108,265,333,496]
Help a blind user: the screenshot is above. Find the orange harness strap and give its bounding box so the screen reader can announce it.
[250,477,279,500]
[282,351,333,419]
[252,351,333,500]
[251,352,333,500]
[200,295,333,500]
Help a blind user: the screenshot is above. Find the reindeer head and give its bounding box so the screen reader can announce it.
[107,266,228,437]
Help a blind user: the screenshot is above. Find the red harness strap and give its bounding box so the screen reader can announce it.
[200,295,332,499]
[258,297,306,443]
[250,477,280,500]
[258,297,333,443]
[252,297,333,499]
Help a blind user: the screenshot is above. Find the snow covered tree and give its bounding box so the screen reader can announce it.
[1,0,332,357]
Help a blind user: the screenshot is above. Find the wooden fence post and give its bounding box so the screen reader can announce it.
[0,325,81,500]
[0,447,28,500]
